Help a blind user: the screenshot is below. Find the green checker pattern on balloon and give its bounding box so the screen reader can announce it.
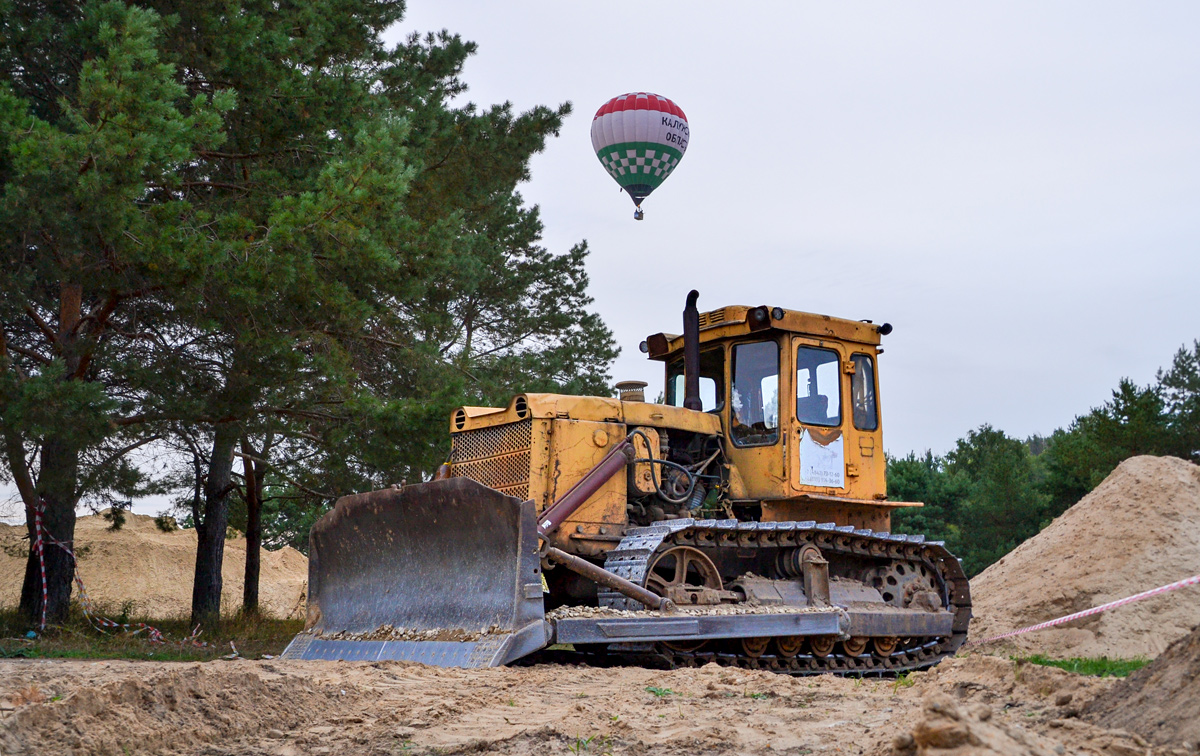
[596,142,684,190]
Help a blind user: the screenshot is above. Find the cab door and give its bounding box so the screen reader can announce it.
[724,337,789,500]
[789,336,850,494]
[845,350,886,501]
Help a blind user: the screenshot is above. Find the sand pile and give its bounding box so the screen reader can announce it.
[970,455,1200,659]
[0,655,1173,756]
[891,694,1064,756]
[902,655,1167,756]
[0,511,307,619]
[0,662,351,756]
[1085,623,1200,747]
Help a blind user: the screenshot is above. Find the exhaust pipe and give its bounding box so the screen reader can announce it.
[683,290,702,411]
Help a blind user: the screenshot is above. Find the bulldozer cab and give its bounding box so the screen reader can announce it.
[648,304,896,530]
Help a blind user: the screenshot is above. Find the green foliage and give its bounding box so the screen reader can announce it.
[568,734,614,756]
[1,0,241,622]
[1036,344,1198,521]
[890,425,1049,576]
[1040,378,1178,517]
[1157,340,1200,463]
[888,451,969,545]
[102,504,130,531]
[645,686,677,698]
[192,26,619,555]
[3,0,617,623]
[946,425,1049,576]
[0,0,232,503]
[1018,655,1149,678]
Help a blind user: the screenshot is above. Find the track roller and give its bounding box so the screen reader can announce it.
[873,637,899,657]
[810,636,836,657]
[774,636,803,658]
[842,637,868,656]
[741,637,770,658]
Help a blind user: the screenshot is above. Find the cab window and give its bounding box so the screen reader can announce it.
[666,348,724,411]
[730,341,780,446]
[851,353,878,431]
[796,345,841,427]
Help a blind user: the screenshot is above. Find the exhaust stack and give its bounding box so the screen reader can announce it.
[683,290,702,411]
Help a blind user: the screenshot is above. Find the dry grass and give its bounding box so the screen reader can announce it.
[0,603,303,661]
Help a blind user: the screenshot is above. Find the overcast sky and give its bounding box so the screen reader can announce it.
[394,1,1199,457]
[5,3,1197,521]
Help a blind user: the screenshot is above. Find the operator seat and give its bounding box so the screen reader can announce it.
[796,394,830,426]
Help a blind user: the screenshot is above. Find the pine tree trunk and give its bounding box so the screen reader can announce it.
[18,283,83,628]
[241,439,261,616]
[18,439,79,627]
[191,423,239,627]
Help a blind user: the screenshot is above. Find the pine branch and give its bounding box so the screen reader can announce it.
[2,431,37,510]
[232,450,335,499]
[23,305,60,351]
[6,344,52,366]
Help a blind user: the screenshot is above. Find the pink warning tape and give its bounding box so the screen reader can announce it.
[968,572,1200,647]
[30,499,206,647]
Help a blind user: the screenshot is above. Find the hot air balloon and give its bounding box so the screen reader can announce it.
[591,92,689,220]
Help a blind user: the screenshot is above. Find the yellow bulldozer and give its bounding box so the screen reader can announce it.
[282,292,971,674]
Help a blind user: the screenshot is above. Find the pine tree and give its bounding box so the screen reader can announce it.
[142,9,615,621]
[944,425,1049,576]
[0,1,232,626]
[4,1,618,628]
[1040,378,1175,517]
[1157,340,1200,463]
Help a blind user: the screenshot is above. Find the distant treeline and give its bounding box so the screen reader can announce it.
[890,340,1200,577]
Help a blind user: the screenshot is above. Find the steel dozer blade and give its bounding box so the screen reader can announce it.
[281,477,550,667]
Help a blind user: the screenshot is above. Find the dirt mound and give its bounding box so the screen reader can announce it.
[901,656,1167,756]
[970,455,1200,659]
[891,694,1063,756]
[0,655,1172,756]
[890,688,1164,756]
[913,653,1112,710]
[1085,623,1200,747]
[0,511,307,619]
[0,661,353,756]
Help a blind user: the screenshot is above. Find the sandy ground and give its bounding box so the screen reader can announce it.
[0,512,308,619]
[3,456,1200,753]
[0,653,1188,756]
[970,455,1200,659]
[1085,623,1200,748]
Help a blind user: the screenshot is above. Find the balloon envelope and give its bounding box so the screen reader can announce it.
[590,92,689,208]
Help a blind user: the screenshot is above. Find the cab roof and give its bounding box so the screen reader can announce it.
[644,305,886,361]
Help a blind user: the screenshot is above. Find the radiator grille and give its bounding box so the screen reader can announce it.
[449,419,532,500]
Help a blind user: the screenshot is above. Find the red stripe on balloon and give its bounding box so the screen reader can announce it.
[594,92,687,121]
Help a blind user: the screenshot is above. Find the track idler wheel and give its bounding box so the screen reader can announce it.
[646,545,723,653]
[646,546,723,606]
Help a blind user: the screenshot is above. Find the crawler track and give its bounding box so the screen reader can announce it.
[597,518,972,676]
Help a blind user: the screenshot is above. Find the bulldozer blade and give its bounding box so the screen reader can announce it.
[281,478,550,667]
